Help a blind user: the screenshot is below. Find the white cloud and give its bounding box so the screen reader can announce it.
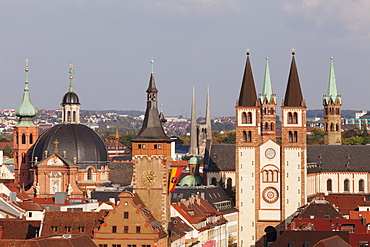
[282,0,370,43]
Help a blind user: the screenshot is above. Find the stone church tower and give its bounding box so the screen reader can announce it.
[323,57,341,145]
[14,59,38,186]
[189,86,212,156]
[131,64,173,233]
[236,52,307,247]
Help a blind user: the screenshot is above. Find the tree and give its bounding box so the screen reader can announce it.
[343,136,364,145]
[307,127,324,145]
[118,134,136,149]
[3,145,13,158]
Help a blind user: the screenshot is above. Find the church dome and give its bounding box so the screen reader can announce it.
[179,175,203,187]
[31,124,107,169]
[62,91,80,104]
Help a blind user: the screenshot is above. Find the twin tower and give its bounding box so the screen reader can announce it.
[235,52,341,247]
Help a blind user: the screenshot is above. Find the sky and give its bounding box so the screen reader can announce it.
[1,0,370,118]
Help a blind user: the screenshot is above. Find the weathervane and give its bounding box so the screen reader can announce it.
[25,58,29,83]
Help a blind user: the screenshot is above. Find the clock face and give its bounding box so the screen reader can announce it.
[262,187,279,203]
[142,170,156,187]
[265,148,276,159]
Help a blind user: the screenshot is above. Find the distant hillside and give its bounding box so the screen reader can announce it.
[307,109,367,119]
[82,110,144,117]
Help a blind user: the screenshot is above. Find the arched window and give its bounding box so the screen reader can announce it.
[242,131,247,142]
[273,171,278,182]
[87,168,93,180]
[294,131,298,143]
[227,178,232,189]
[330,123,334,131]
[29,134,33,144]
[336,108,340,115]
[247,131,252,142]
[344,179,350,192]
[271,122,274,131]
[359,179,364,192]
[289,131,293,143]
[73,111,76,122]
[247,112,252,124]
[67,111,71,122]
[265,122,269,131]
[336,124,340,131]
[293,112,298,124]
[288,112,293,124]
[325,123,328,131]
[22,134,26,144]
[211,177,217,186]
[242,112,247,124]
[327,179,332,191]
[263,171,268,182]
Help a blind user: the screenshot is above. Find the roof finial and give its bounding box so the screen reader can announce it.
[69,64,75,92]
[291,47,296,55]
[246,48,250,56]
[150,54,154,73]
[25,58,29,84]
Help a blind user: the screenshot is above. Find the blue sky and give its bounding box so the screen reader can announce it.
[1,0,370,117]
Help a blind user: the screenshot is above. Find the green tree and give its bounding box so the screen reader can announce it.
[118,134,136,149]
[307,127,324,145]
[3,145,13,158]
[0,137,10,142]
[343,136,364,145]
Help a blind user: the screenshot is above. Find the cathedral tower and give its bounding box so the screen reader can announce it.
[235,52,261,247]
[236,51,307,247]
[14,59,38,186]
[131,61,172,233]
[323,57,341,145]
[189,86,212,156]
[259,57,277,142]
[280,51,307,225]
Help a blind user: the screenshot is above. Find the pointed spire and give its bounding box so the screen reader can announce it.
[324,57,341,104]
[190,86,198,155]
[238,51,258,107]
[283,51,304,107]
[68,64,75,92]
[259,57,276,104]
[132,63,171,143]
[16,59,37,126]
[205,86,212,140]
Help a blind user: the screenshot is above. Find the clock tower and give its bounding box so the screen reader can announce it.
[131,62,173,233]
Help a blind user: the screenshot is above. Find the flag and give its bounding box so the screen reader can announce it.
[169,167,183,192]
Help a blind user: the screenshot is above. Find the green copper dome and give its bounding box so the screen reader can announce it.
[178,174,203,187]
[15,62,37,127]
[16,82,37,118]
[189,156,200,165]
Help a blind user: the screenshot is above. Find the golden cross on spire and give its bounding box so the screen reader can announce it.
[25,58,29,72]
[246,48,250,55]
[291,47,296,55]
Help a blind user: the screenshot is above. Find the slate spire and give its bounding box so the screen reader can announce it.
[283,51,305,106]
[238,52,258,107]
[324,57,341,104]
[205,86,212,140]
[133,65,171,142]
[190,86,198,155]
[16,58,37,127]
